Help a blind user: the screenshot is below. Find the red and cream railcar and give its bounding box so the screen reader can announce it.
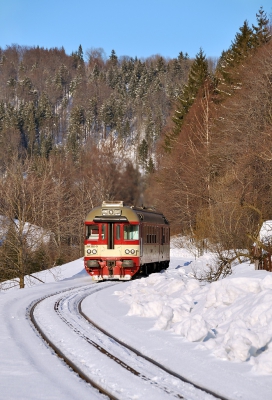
[84,201,170,281]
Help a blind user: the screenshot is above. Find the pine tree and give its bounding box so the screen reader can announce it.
[55,64,70,96]
[178,51,189,61]
[146,157,155,174]
[109,49,118,66]
[72,44,84,69]
[67,105,85,160]
[138,138,149,170]
[77,44,84,61]
[23,101,39,156]
[92,63,100,80]
[216,21,254,89]
[252,7,271,46]
[216,10,271,99]
[156,56,166,73]
[231,20,254,63]
[165,48,208,150]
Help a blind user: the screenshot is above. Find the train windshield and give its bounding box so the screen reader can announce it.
[86,224,100,240]
[86,224,107,241]
[124,225,139,240]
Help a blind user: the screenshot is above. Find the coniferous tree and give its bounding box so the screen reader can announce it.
[217,9,271,97]
[164,48,208,150]
[138,138,149,170]
[109,49,118,66]
[252,6,271,46]
[215,21,254,95]
[231,21,255,63]
[71,44,84,69]
[77,44,84,61]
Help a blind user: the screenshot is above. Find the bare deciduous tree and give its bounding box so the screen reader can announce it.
[0,156,56,288]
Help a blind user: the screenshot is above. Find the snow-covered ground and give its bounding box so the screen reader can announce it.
[1,243,272,399]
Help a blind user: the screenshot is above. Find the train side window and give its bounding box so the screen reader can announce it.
[144,225,147,244]
[124,225,139,240]
[116,224,120,240]
[87,225,99,240]
[102,224,106,240]
[161,227,165,244]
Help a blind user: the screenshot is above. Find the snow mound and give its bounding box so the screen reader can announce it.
[115,261,272,375]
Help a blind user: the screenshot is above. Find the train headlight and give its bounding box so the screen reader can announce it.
[86,249,92,254]
[125,249,130,254]
[92,249,97,254]
[131,249,135,254]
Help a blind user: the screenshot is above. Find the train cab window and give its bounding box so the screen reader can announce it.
[124,225,139,240]
[86,225,99,240]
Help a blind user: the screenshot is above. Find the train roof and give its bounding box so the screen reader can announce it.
[85,201,169,225]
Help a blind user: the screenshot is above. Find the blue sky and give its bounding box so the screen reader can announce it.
[1,1,271,60]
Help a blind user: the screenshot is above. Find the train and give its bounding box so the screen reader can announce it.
[84,201,170,281]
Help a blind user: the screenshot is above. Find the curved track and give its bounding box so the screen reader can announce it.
[28,284,118,399]
[28,282,229,400]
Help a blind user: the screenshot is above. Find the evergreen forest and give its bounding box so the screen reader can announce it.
[0,7,272,286]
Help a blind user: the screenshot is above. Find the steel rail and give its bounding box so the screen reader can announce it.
[55,293,184,399]
[27,284,119,400]
[79,293,230,400]
[28,282,230,400]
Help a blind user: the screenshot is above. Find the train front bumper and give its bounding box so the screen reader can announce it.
[91,274,132,281]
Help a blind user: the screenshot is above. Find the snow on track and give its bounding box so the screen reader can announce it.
[33,282,216,399]
[82,280,272,400]
[1,251,272,400]
[0,276,101,400]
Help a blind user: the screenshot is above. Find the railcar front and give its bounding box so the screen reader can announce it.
[84,201,170,281]
[84,201,141,281]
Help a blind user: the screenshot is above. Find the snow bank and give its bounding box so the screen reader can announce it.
[115,255,272,375]
[0,258,86,291]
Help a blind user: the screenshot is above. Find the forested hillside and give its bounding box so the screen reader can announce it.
[146,7,272,276]
[0,45,194,164]
[0,7,271,285]
[0,38,194,285]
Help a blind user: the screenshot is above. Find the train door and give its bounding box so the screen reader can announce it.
[101,223,122,257]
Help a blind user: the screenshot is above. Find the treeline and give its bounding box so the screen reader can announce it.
[0,44,195,166]
[0,34,196,286]
[146,7,272,277]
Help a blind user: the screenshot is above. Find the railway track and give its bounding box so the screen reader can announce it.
[28,282,229,400]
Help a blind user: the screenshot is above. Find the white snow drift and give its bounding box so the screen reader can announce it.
[115,249,272,375]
